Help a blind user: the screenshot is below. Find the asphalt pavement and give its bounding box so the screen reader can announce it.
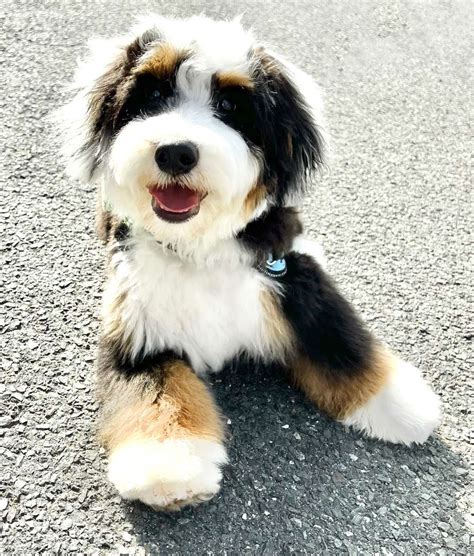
[1,1,472,554]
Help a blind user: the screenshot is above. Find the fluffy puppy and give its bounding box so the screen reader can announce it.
[58,15,441,510]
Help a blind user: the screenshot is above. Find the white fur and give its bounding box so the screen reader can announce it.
[108,437,228,508]
[342,360,441,445]
[106,232,285,374]
[134,15,254,73]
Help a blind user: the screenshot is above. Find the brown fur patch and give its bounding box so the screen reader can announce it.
[102,289,128,346]
[95,197,111,245]
[243,183,267,219]
[136,44,189,80]
[95,190,122,246]
[215,71,254,90]
[99,361,224,451]
[260,289,295,361]
[290,345,392,419]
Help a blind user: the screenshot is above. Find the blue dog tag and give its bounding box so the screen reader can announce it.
[264,254,287,277]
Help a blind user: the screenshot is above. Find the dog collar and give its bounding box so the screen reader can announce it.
[154,236,287,278]
[110,212,287,276]
[155,237,287,279]
[259,254,287,278]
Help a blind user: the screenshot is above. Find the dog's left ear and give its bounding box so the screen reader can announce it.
[252,48,327,204]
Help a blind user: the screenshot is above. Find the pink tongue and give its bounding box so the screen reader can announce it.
[152,186,200,213]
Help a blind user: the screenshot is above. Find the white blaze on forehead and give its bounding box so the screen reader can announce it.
[175,63,212,105]
[133,15,254,74]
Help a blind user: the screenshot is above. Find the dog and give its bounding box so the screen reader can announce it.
[57,14,441,510]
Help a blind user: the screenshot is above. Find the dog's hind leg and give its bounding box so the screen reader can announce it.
[278,252,441,445]
[96,342,227,510]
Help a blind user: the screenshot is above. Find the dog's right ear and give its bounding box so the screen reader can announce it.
[55,31,157,182]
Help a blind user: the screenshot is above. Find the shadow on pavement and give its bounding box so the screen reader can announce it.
[123,362,469,553]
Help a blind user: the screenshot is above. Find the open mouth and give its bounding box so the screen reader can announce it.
[149,183,203,223]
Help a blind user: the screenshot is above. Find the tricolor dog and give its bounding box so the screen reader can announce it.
[58,15,441,510]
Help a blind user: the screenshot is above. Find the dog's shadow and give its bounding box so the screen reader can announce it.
[123,362,469,553]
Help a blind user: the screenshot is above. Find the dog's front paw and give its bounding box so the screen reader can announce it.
[107,437,228,510]
[342,360,442,445]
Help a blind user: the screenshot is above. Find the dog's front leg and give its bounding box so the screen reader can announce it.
[279,252,441,445]
[96,340,227,510]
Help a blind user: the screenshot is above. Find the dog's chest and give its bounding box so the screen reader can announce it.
[116,242,270,373]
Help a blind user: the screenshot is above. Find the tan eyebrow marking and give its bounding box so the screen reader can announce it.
[135,43,189,79]
[215,71,254,90]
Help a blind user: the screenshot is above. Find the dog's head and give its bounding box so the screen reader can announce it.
[59,15,326,251]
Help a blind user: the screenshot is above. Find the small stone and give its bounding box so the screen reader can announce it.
[14,479,26,490]
[444,537,457,550]
[78,489,88,504]
[6,508,17,523]
[438,522,450,532]
[0,498,9,511]
[455,468,468,476]
[0,416,13,428]
[122,532,132,543]
[61,518,73,531]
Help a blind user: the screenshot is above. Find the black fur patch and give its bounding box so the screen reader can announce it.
[97,335,183,381]
[115,72,175,129]
[238,206,303,261]
[95,337,185,413]
[212,83,260,145]
[280,252,374,376]
[113,220,130,243]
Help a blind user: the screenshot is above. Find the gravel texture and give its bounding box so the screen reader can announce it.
[1,0,472,554]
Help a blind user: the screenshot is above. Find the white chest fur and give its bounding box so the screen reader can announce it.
[106,235,275,374]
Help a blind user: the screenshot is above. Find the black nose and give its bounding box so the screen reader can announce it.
[155,142,199,175]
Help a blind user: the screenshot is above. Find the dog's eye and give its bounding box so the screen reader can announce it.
[150,89,162,101]
[148,80,172,103]
[214,87,258,143]
[218,96,237,112]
